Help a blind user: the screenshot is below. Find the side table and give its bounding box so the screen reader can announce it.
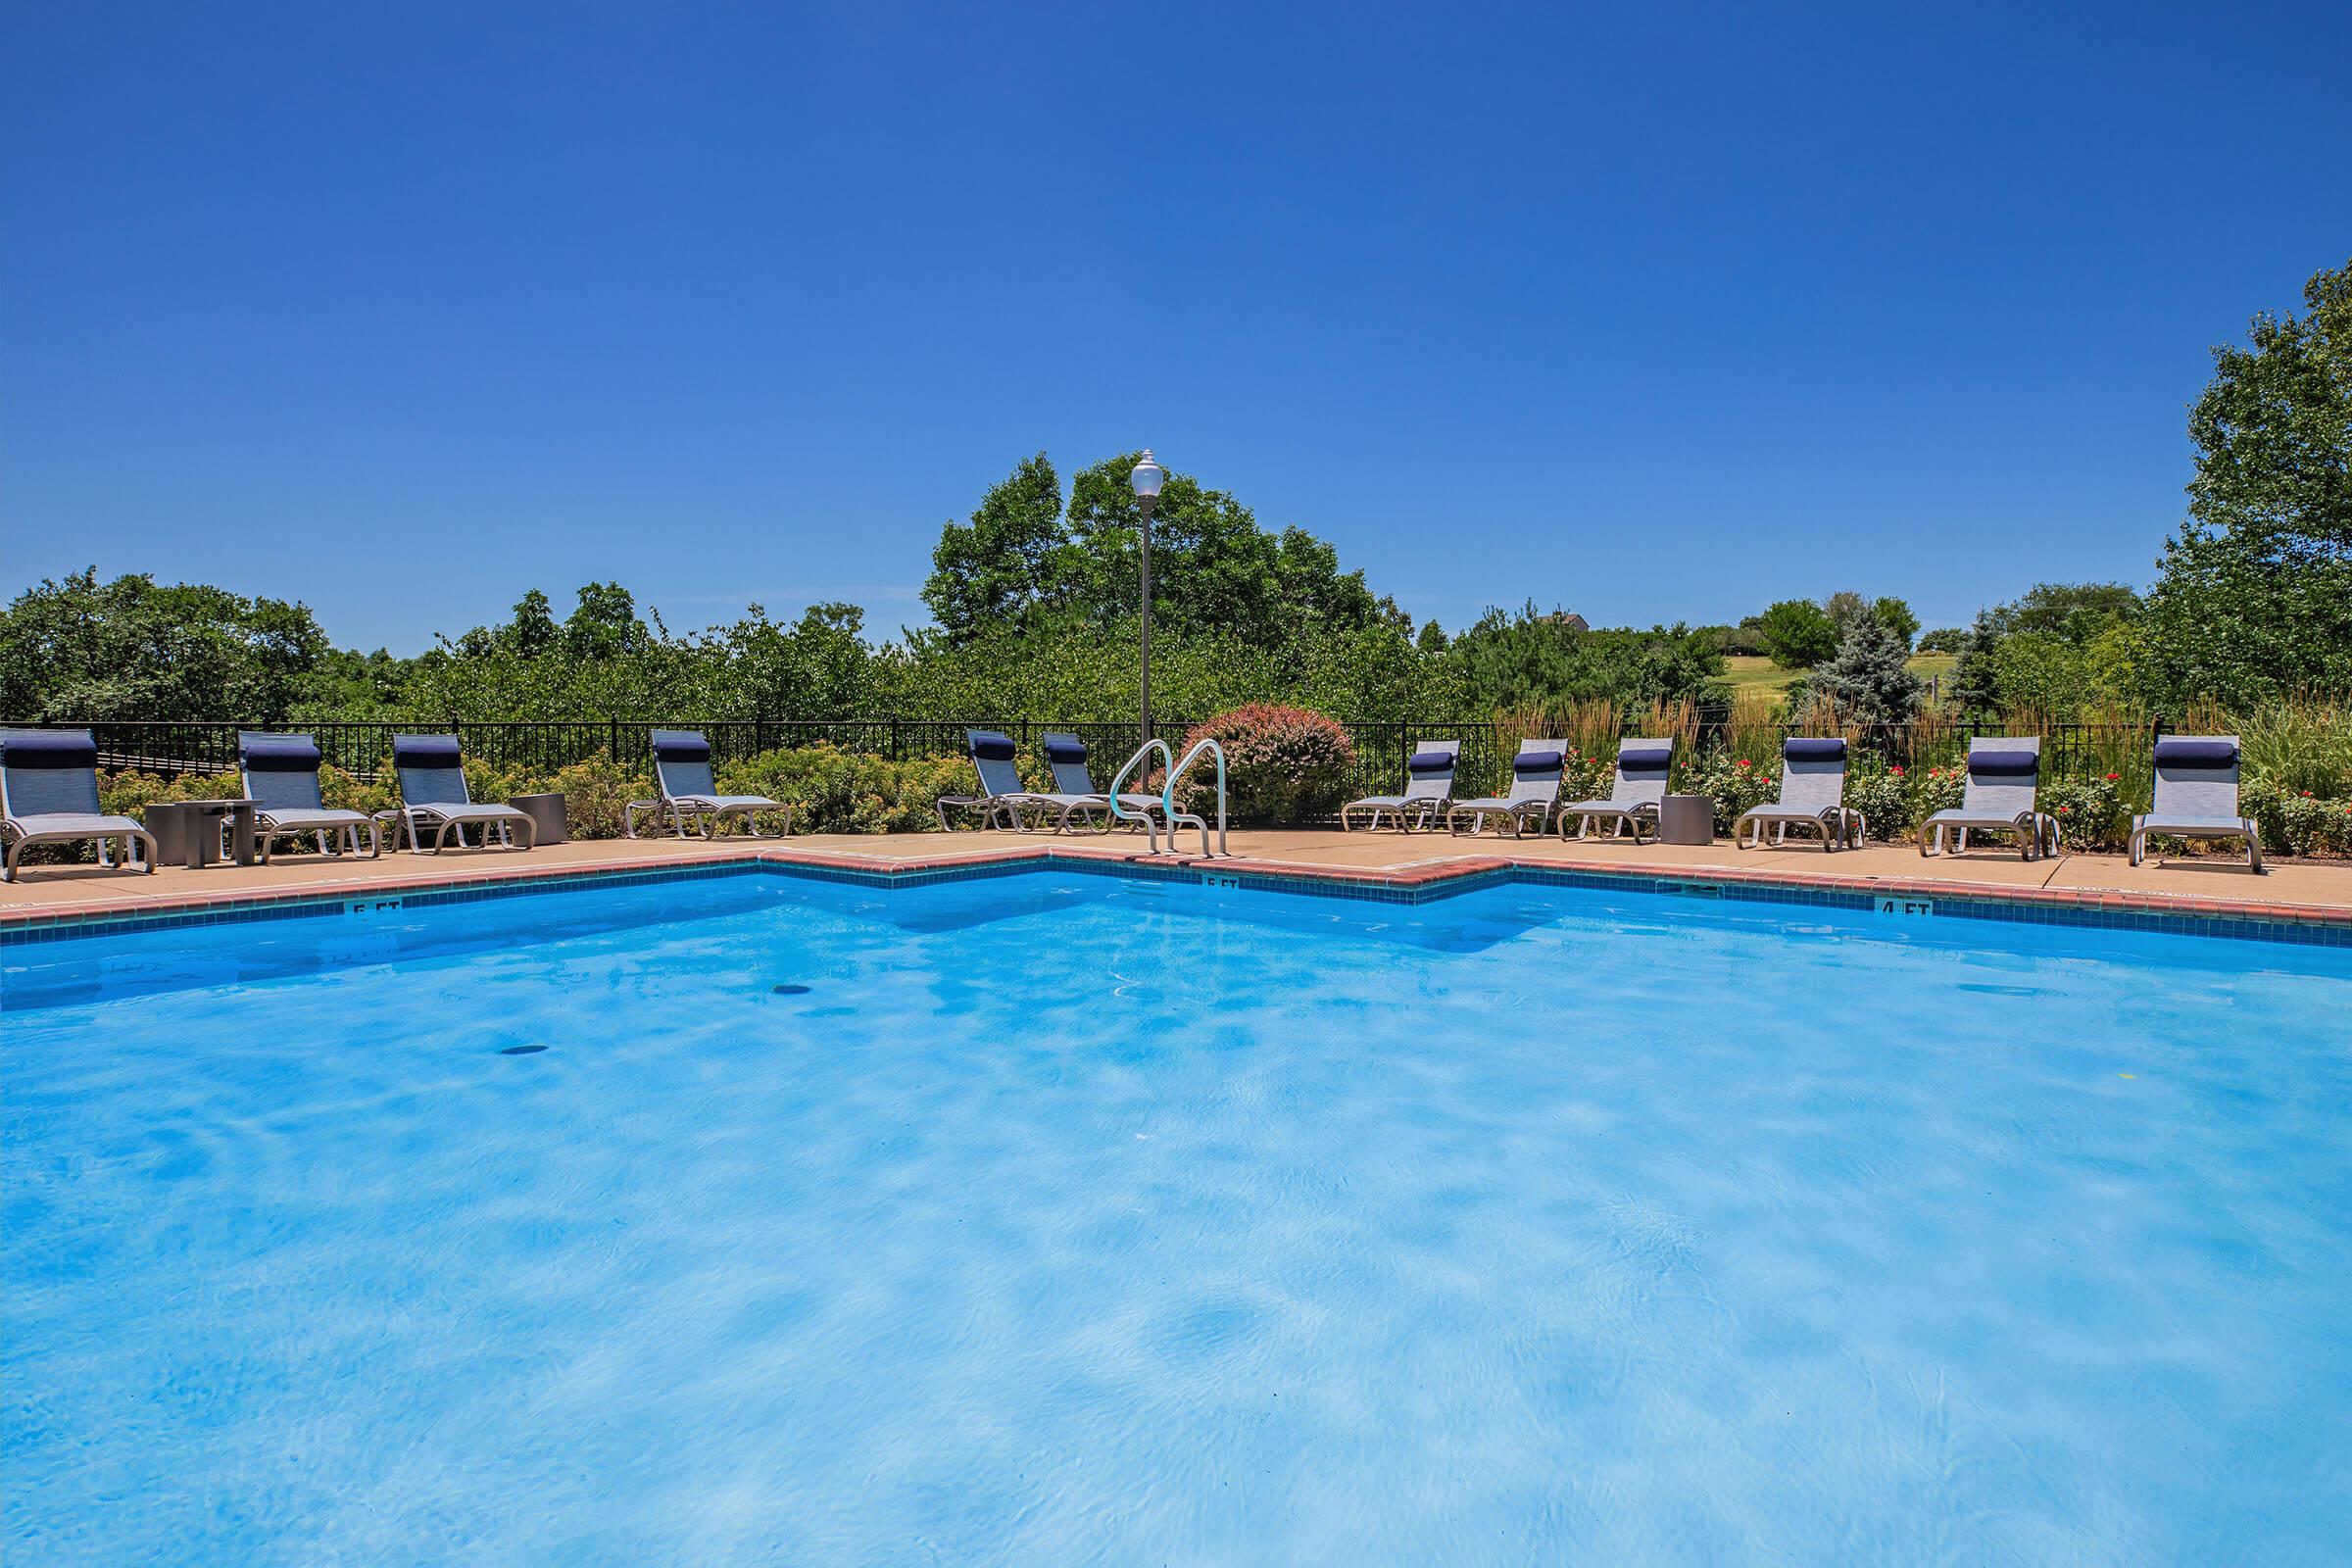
[146,800,259,869]
[1657,794,1715,846]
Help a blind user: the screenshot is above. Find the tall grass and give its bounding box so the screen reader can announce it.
[2230,693,2352,797]
[1721,690,1782,765]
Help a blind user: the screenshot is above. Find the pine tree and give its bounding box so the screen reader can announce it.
[1811,604,1925,725]
[1949,611,2002,715]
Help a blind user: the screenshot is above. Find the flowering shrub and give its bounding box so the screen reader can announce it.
[1842,760,1912,840]
[1687,752,1783,834]
[1559,744,1615,806]
[2041,773,2127,851]
[1906,764,1967,823]
[2247,783,2352,857]
[1179,705,1357,823]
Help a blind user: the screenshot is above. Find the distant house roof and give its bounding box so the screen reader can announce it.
[1544,612,1590,633]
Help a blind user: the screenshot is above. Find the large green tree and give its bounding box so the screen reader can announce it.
[0,568,333,720]
[1757,599,1839,668]
[2141,259,2352,706]
[920,452,1394,647]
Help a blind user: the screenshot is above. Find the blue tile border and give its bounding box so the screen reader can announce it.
[3,849,2346,951]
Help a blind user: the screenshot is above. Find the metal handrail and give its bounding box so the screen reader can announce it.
[1161,737,1229,858]
[1107,738,1174,854]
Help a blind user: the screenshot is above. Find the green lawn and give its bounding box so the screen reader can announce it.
[1726,653,1956,698]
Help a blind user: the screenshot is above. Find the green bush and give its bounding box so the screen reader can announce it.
[1842,760,1912,841]
[719,744,971,834]
[1177,705,1357,824]
[1687,752,1785,835]
[2042,773,2128,851]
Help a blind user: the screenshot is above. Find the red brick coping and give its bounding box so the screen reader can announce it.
[2,838,2345,936]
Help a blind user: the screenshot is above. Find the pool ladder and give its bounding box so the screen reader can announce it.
[1107,738,1229,858]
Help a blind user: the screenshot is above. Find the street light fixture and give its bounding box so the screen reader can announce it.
[1129,449,1166,752]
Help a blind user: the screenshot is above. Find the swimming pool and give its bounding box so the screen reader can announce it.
[6,865,2350,1564]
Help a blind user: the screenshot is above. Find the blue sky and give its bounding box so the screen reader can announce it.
[5,2,2346,653]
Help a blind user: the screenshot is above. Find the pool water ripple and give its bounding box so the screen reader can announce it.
[4,871,2350,1563]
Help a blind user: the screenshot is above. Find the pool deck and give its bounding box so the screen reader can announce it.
[3,825,2346,933]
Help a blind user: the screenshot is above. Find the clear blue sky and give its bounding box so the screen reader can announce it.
[5,2,2346,653]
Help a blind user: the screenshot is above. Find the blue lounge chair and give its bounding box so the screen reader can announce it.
[1559,738,1673,843]
[625,729,791,839]
[1448,740,1566,838]
[239,731,381,860]
[2131,736,2263,872]
[935,729,1093,832]
[1920,738,2058,860]
[1343,740,1460,832]
[0,727,155,883]
[1734,737,1864,852]
[1040,732,1160,833]
[376,734,538,854]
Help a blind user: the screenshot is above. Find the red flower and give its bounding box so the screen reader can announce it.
[1736,759,1752,769]
[1889,765,1905,775]
[2057,806,2071,813]
[2303,790,2315,798]
[2104,772,2120,781]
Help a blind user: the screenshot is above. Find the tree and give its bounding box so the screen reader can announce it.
[2141,258,2352,707]
[921,453,1067,641]
[1822,590,1869,626]
[919,451,1389,648]
[0,568,332,721]
[509,589,560,658]
[1949,611,2002,714]
[1915,627,1965,654]
[1986,582,2140,641]
[1807,602,1924,724]
[1445,603,1728,710]
[1757,599,1838,668]
[563,582,651,661]
[1872,596,1920,648]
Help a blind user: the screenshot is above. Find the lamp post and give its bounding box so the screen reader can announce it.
[1130,449,1165,753]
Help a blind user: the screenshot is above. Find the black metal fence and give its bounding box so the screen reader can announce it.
[11,715,2168,804]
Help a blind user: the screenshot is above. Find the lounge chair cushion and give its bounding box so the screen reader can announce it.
[392,734,464,765]
[259,807,372,830]
[1042,737,1088,762]
[10,811,146,836]
[652,732,711,762]
[969,731,1018,762]
[414,801,529,822]
[2136,814,2253,835]
[3,731,98,769]
[1782,737,1845,762]
[1924,808,2032,827]
[2153,738,2238,767]
[1617,746,1673,773]
[1513,750,1563,773]
[242,734,323,770]
[1407,751,1456,774]
[1968,750,2039,777]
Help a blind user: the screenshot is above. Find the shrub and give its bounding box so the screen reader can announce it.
[2247,783,2352,858]
[1843,759,1912,841]
[2041,773,2128,851]
[1687,752,1784,835]
[1906,763,1967,825]
[546,754,656,840]
[719,744,972,834]
[1177,705,1357,824]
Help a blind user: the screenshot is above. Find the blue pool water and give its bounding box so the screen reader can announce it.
[6,868,2351,1565]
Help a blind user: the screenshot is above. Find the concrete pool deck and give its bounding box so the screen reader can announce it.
[3,824,2346,934]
